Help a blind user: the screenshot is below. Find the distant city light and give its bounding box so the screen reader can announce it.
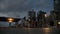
[8,18,14,22]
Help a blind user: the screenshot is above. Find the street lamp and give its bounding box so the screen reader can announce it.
[44,14,47,17]
[44,14,48,27]
[58,22,60,24]
[57,22,60,28]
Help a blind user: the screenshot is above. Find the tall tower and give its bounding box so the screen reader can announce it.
[28,9,36,21]
[28,9,36,27]
[54,0,60,20]
[54,0,60,11]
[54,0,60,27]
[37,10,46,27]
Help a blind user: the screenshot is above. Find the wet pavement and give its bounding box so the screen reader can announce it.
[0,27,60,34]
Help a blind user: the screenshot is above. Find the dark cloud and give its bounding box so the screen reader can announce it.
[0,0,54,12]
[0,0,54,18]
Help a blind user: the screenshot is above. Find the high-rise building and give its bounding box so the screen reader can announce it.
[37,10,46,27]
[28,9,36,27]
[54,0,60,20]
[49,11,56,26]
[50,0,60,27]
[28,9,36,21]
[54,0,60,11]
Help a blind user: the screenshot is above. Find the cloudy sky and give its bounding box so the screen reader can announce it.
[0,0,54,27]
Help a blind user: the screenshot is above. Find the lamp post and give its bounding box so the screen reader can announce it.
[58,22,60,24]
[57,22,60,28]
[8,18,14,27]
[28,16,31,28]
[44,14,48,27]
[45,14,47,18]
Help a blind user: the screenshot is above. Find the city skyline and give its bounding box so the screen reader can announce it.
[0,0,54,27]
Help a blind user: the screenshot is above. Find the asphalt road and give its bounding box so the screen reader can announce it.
[0,27,60,34]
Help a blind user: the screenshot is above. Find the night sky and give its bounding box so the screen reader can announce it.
[0,0,54,27]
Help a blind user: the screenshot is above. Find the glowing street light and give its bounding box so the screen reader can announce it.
[58,22,60,24]
[44,14,47,17]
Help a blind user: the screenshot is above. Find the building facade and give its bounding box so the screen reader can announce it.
[54,0,60,20]
[37,10,46,27]
[50,0,60,27]
[28,9,36,27]
[54,0,60,26]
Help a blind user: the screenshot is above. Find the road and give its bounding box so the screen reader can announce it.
[0,27,60,34]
